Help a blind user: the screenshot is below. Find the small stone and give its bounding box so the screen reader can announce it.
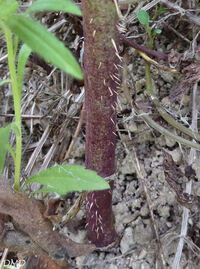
[171,148,182,163]
[160,70,174,83]
[120,227,134,254]
[161,96,170,105]
[138,249,147,260]
[157,205,170,217]
[165,136,177,148]
[120,153,136,174]
[140,204,149,217]
[109,265,118,269]
[127,121,138,133]
[134,219,153,244]
[181,94,190,106]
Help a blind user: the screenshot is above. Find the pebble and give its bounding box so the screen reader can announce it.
[120,227,135,254]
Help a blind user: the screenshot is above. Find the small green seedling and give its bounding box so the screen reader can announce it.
[137,9,162,49]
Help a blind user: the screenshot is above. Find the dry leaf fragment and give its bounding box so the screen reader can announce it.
[163,151,200,212]
[44,198,67,224]
[0,176,95,260]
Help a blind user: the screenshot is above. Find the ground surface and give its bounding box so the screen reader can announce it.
[1,0,200,268]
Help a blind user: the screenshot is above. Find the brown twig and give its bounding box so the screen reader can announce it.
[119,33,168,61]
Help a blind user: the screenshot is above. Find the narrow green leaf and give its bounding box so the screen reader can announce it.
[17,44,32,92]
[26,0,81,16]
[0,122,19,172]
[137,10,149,26]
[159,6,167,15]
[0,79,11,87]
[7,14,83,79]
[10,122,20,137]
[7,143,16,162]
[0,124,12,173]
[24,165,110,195]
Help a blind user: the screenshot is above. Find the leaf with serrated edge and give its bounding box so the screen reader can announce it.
[7,14,83,79]
[26,0,81,16]
[24,165,110,195]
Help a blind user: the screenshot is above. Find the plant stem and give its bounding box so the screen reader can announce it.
[82,0,118,247]
[119,34,168,61]
[4,26,21,191]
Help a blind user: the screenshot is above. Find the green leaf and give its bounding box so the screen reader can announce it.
[0,124,12,173]
[17,44,32,92]
[0,79,11,87]
[154,28,162,35]
[0,0,18,21]
[26,0,81,16]
[10,122,20,137]
[7,143,16,162]
[137,10,149,26]
[7,14,83,79]
[159,5,167,15]
[24,165,110,195]
[0,122,19,172]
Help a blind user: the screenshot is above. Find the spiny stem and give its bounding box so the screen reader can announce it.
[82,0,118,247]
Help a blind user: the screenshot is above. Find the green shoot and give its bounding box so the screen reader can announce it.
[137,9,162,49]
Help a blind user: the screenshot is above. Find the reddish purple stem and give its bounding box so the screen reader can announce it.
[119,34,168,61]
[82,0,118,247]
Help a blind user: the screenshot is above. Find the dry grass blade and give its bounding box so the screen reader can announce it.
[0,248,9,268]
[41,88,84,170]
[64,102,85,161]
[24,124,52,177]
